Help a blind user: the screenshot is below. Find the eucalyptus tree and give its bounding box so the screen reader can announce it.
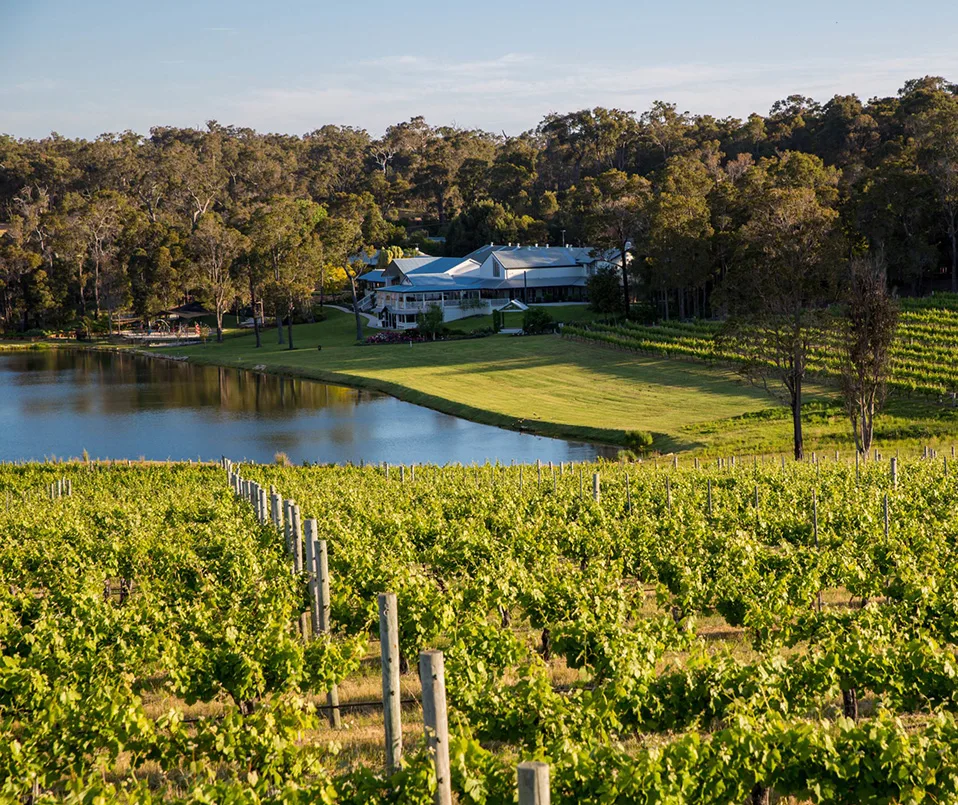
[839,255,899,456]
[576,169,651,317]
[720,152,844,460]
[247,197,326,348]
[190,212,248,342]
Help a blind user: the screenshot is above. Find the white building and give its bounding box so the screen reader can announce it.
[356,244,621,330]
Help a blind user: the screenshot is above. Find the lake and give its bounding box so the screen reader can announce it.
[0,349,618,464]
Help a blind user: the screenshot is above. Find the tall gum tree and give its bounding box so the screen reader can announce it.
[719,152,844,460]
[190,212,247,342]
[577,169,651,318]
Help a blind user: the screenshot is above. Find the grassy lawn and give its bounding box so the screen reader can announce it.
[449,304,602,333]
[154,308,806,450]
[157,308,958,454]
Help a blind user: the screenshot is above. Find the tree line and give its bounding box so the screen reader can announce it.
[0,75,954,352]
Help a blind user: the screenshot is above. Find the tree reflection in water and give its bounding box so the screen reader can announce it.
[0,350,617,464]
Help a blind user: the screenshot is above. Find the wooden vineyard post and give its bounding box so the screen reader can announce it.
[258,488,268,525]
[884,493,890,540]
[379,592,402,770]
[283,500,293,555]
[317,540,333,636]
[890,457,898,489]
[271,493,283,531]
[319,539,341,727]
[419,650,452,805]
[291,505,304,571]
[304,519,321,635]
[518,761,551,805]
[592,472,600,502]
[304,525,341,727]
[694,457,700,470]
[411,464,416,482]
[291,504,308,634]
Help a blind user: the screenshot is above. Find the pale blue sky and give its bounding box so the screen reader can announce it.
[2,0,956,139]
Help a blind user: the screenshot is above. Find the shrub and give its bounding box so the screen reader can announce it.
[274,452,291,467]
[416,304,445,340]
[522,308,555,334]
[624,430,654,453]
[364,331,425,345]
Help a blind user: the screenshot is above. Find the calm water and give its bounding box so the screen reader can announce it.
[0,350,617,464]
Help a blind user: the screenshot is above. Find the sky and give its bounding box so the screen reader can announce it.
[2,0,957,140]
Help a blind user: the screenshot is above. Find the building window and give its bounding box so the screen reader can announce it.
[493,261,501,278]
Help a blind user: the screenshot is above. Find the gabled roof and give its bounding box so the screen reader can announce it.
[463,243,623,268]
[357,269,386,283]
[493,247,582,270]
[393,257,477,275]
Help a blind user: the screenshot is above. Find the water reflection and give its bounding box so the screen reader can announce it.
[0,350,617,464]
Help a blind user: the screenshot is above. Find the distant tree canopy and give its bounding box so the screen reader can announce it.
[1,78,957,333]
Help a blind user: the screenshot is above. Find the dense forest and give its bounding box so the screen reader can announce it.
[0,75,956,335]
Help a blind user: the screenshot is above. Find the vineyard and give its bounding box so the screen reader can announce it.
[5,454,958,803]
[562,293,958,398]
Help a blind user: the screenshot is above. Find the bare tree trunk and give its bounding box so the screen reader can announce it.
[842,687,858,720]
[216,304,224,342]
[286,305,294,350]
[792,373,804,461]
[94,259,101,316]
[249,274,261,349]
[348,275,363,342]
[750,784,770,805]
[621,244,630,318]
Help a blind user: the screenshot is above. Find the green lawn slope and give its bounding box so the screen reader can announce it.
[153,308,958,455]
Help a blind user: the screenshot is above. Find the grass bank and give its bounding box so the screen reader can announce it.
[152,309,813,452]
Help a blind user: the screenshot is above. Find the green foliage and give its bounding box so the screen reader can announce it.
[521,307,554,334]
[8,455,958,800]
[624,430,654,453]
[586,266,624,314]
[415,304,445,340]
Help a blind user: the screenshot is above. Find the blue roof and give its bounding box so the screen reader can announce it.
[392,257,478,275]
[379,285,477,295]
[357,269,385,283]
